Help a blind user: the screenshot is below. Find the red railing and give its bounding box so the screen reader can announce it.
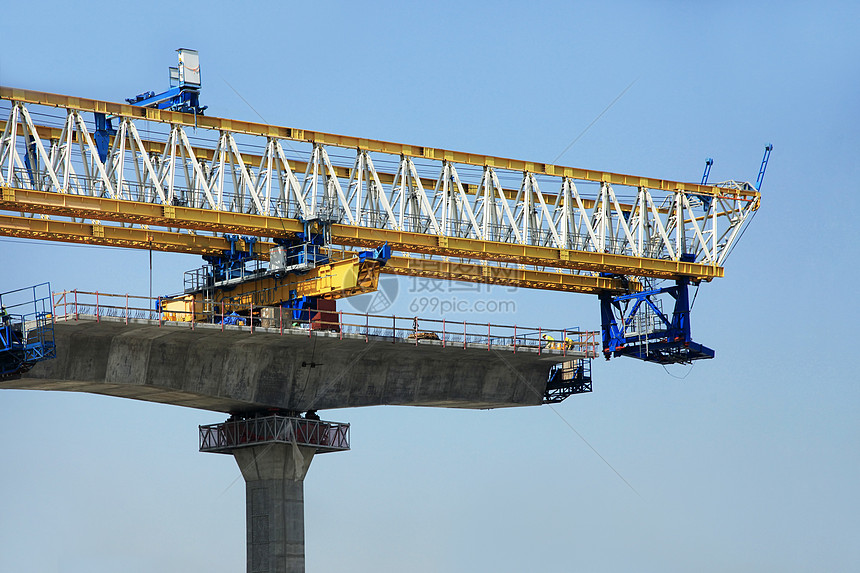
[51,289,599,358]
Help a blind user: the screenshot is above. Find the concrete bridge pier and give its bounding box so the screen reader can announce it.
[198,414,351,573]
[233,443,316,573]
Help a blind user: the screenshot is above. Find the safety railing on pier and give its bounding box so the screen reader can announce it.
[52,290,157,323]
[199,415,349,454]
[51,288,599,358]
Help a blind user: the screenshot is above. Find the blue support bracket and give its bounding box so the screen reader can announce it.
[23,133,39,186]
[272,218,333,272]
[701,157,714,185]
[698,157,715,211]
[756,143,773,191]
[284,292,317,324]
[126,86,207,115]
[598,264,714,364]
[93,112,116,164]
[358,242,391,265]
[201,234,259,283]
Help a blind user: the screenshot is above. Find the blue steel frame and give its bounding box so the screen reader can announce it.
[0,283,56,377]
[107,50,207,153]
[544,359,592,403]
[275,219,391,323]
[598,273,714,365]
[202,234,259,283]
[92,52,208,163]
[126,85,206,115]
[284,241,391,324]
[756,144,773,191]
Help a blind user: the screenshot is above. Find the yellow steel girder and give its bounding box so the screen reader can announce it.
[0,212,634,294]
[0,186,722,281]
[382,257,641,294]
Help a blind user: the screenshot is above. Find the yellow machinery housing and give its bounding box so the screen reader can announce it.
[160,251,383,323]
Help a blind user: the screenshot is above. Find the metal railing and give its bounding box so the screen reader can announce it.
[52,290,157,322]
[544,359,592,403]
[181,246,361,296]
[51,288,600,358]
[1,283,56,376]
[199,415,350,454]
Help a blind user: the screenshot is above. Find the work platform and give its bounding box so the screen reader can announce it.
[0,283,55,378]
[200,415,350,455]
[1,291,597,411]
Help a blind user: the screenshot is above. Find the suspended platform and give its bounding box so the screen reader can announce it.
[0,283,56,378]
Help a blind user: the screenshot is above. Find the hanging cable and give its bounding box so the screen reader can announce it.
[661,362,694,379]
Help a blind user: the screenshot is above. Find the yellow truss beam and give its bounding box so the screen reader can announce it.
[0,87,760,200]
[0,213,633,294]
[0,186,722,280]
[382,257,639,294]
[1,120,664,213]
[0,121,524,205]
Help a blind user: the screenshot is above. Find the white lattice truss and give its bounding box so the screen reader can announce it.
[0,101,759,270]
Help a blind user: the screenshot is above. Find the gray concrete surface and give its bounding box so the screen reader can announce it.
[1,318,578,412]
[234,444,316,573]
[0,317,584,573]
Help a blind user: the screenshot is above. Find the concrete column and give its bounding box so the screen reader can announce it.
[233,443,316,573]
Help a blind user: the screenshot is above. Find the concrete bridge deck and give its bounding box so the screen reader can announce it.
[2,316,591,413]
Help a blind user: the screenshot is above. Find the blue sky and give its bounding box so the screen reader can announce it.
[1,1,859,572]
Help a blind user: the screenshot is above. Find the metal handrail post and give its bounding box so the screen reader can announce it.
[51,290,60,320]
[125,293,128,325]
[442,318,446,348]
[95,291,99,322]
[74,289,78,321]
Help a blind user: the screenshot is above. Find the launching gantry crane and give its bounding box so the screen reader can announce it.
[0,49,764,368]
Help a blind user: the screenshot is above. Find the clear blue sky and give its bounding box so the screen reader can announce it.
[2,1,859,572]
